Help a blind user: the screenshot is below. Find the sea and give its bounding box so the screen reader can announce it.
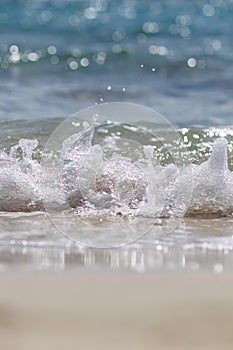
[0,0,233,272]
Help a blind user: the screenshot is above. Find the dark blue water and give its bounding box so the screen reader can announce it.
[0,0,233,126]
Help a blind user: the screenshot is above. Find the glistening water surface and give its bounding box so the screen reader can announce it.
[1,0,233,125]
[1,0,233,271]
[0,118,233,271]
[1,212,233,273]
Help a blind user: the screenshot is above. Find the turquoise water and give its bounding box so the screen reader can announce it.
[0,0,233,125]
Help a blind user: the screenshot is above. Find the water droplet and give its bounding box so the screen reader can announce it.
[69,61,78,70]
[50,56,59,65]
[28,52,39,62]
[203,4,215,17]
[80,57,89,67]
[84,7,97,20]
[9,45,19,54]
[142,21,159,34]
[47,45,57,55]
[187,57,197,68]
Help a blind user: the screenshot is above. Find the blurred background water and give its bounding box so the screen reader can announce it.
[0,0,233,126]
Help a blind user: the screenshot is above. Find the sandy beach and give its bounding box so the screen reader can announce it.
[0,272,233,350]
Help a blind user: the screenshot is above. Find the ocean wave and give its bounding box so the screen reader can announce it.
[0,121,233,218]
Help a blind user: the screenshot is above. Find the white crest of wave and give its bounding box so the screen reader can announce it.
[0,129,232,218]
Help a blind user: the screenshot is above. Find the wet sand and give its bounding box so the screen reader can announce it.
[0,213,233,272]
[0,214,233,349]
[0,272,233,350]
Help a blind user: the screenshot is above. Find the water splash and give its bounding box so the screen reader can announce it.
[0,139,42,211]
[186,138,233,216]
[0,126,233,218]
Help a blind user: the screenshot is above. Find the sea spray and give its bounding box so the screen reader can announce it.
[0,139,42,211]
[186,138,233,216]
[0,129,232,217]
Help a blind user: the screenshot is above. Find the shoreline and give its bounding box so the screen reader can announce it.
[0,215,233,272]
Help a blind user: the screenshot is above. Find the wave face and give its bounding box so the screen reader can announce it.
[1,122,233,218]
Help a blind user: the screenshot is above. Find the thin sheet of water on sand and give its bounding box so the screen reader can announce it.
[0,212,232,272]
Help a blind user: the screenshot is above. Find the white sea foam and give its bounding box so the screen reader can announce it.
[0,127,232,217]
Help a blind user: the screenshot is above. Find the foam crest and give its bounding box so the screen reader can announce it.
[0,139,42,211]
[186,137,233,216]
[0,131,233,218]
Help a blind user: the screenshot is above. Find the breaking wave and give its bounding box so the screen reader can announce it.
[0,120,233,218]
